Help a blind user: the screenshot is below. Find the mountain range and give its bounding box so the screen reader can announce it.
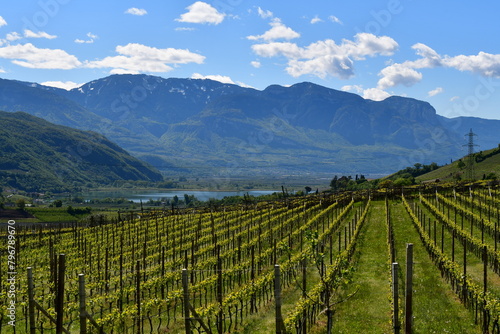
[0,111,163,192]
[1,74,499,178]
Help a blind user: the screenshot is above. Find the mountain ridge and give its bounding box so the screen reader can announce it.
[2,74,499,177]
[0,111,163,192]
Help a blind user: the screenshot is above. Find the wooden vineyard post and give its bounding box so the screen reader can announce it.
[463,240,467,302]
[161,247,165,299]
[392,263,400,334]
[433,221,437,246]
[136,261,141,334]
[251,245,256,313]
[338,231,341,253]
[79,274,87,334]
[344,226,347,250]
[483,245,488,333]
[441,224,445,253]
[182,269,192,334]
[302,258,307,334]
[495,218,498,254]
[496,215,499,273]
[329,233,333,265]
[405,244,413,334]
[274,265,285,334]
[427,218,431,241]
[452,229,455,263]
[217,248,223,334]
[77,273,103,333]
[56,254,66,334]
[119,254,124,312]
[27,267,36,334]
[481,219,485,244]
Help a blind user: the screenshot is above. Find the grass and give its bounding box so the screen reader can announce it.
[417,146,500,182]
[3,197,490,333]
[331,201,392,333]
[215,200,486,333]
[390,200,482,334]
[26,207,89,222]
[223,201,359,334]
[416,195,500,299]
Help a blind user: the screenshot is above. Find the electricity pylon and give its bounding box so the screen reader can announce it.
[463,129,478,180]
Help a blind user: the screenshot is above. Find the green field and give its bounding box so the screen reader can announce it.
[1,187,499,333]
[417,146,500,182]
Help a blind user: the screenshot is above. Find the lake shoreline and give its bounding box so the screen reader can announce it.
[77,189,282,203]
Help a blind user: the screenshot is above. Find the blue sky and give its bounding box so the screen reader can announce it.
[1,0,500,120]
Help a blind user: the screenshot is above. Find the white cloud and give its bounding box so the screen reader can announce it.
[250,60,261,68]
[363,87,391,101]
[378,63,422,89]
[450,96,460,102]
[24,30,57,39]
[0,16,7,27]
[0,43,81,69]
[444,52,500,77]
[286,55,354,79]
[191,73,252,88]
[377,43,500,90]
[191,73,235,84]
[344,33,398,59]
[0,67,5,73]
[341,84,390,101]
[257,7,273,19]
[41,81,83,90]
[125,8,147,16]
[86,43,205,74]
[250,33,397,79]
[236,81,254,88]
[328,15,343,25]
[310,16,322,24]
[251,42,302,58]
[376,44,438,89]
[247,18,300,41]
[428,87,443,97]
[411,43,442,68]
[75,32,97,44]
[175,27,196,31]
[341,84,364,94]
[6,32,22,41]
[110,68,140,75]
[176,2,225,25]
[4,30,57,44]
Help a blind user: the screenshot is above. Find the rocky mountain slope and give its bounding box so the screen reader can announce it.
[2,74,498,177]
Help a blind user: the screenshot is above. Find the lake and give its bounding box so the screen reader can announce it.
[82,190,279,202]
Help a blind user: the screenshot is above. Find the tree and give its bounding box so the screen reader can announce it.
[378,179,393,189]
[485,172,497,180]
[330,176,338,190]
[457,159,466,170]
[16,198,26,210]
[184,193,191,206]
[394,177,414,187]
[53,199,63,207]
[304,186,312,194]
[356,175,367,185]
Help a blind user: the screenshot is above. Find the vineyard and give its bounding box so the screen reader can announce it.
[1,186,500,333]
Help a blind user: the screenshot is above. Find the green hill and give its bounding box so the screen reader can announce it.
[0,111,163,192]
[416,145,500,182]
